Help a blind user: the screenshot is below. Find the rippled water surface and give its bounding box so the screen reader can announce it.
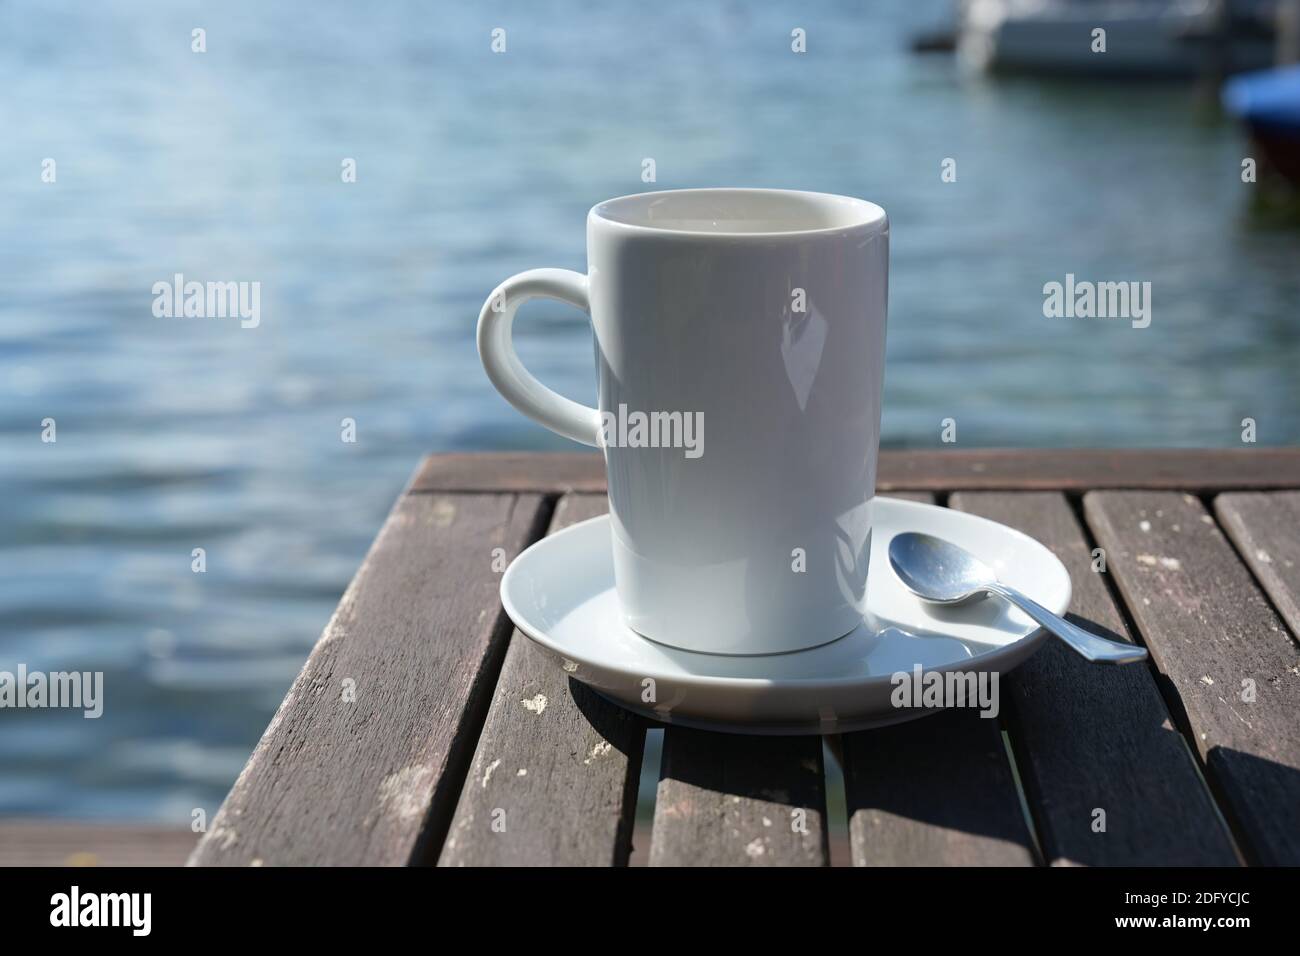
[2,0,1298,818]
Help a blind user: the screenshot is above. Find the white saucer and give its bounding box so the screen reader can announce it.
[500,497,1071,735]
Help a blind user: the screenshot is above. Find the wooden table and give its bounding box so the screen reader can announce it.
[190,450,1300,867]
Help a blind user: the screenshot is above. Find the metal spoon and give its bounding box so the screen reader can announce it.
[888,532,1148,665]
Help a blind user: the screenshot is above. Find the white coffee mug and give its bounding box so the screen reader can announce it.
[479,188,888,655]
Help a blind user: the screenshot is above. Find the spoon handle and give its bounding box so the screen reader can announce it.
[986,582,1149,665]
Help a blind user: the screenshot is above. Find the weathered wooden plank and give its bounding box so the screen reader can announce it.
[412,452,606,494]
[0,822,196,867]
[841,709,1037,866]
[1216,491,1300,640]
[190,489,549,866]
[842,491,1033,866]
[878,449,1300,492]
[439,494,645,866]
[883,491,940,504]
[410,449,1300,495]
[950,492,1238,866]
[1083,491,1300,865]
[650,729,828,866]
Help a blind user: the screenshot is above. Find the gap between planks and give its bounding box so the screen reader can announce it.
[191,489,553,867]
[949,492,1238,866]
[438,495,644,867]
[839,493,1039,867]
[650,492,946,867]
[1082,491,1300,865]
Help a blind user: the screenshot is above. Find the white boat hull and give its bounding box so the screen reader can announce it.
[960,0,1275,77]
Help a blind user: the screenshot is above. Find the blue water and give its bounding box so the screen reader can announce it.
[2,0,1298,821]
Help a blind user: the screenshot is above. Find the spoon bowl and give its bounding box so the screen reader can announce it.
[888,532,998,605]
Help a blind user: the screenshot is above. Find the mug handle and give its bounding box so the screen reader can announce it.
[477,268,602,447]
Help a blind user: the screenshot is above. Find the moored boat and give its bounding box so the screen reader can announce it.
[1223,64,1300,184]
[958,0,1277,77]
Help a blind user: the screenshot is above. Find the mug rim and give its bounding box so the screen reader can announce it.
[588,187,888,241]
